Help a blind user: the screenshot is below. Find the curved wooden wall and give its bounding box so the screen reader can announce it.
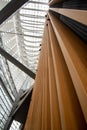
[24,0,87,129]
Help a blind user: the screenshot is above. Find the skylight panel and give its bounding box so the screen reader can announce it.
[20,9,46,16]
[0,0,49,93]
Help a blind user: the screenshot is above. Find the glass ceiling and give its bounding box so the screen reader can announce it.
[9,120,21,130]
[0,0,48,91]
[0,0,11,11]
[0,0,49,129]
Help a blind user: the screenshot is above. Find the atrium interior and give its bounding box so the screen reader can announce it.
[0,0,87,130]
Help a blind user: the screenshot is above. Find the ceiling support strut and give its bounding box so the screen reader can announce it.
[0,47,36,79]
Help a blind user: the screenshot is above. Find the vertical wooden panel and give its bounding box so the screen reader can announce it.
[41,25,51,130]
[47,22,62,130]
[48,20,87,130]
[49,12,87,123]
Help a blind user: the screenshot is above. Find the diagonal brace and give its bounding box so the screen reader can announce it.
[0,0,29,24]
[0,47,36,79]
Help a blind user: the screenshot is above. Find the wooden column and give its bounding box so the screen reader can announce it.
[48,19,86,130]
[24,5,87,130]
[49,12,87,123]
